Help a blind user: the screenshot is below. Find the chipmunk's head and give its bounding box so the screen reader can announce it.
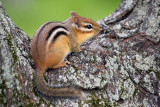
[71,11,102,43]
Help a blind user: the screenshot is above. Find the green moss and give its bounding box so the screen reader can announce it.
[5,34,18,63]
[88,98,102,107]
[87,55,98,63]
[87,97,111,107]
[100,76,105,82]
[32,73,38,97]
[119,87,125,98]
[88,55,97,63]
[154,71,160,80]
[21,95,40,107]
[78,100,83,107]
[0,80,7,90]
[101,83,108,90]
[11,75,24,106]
[119,82,125,99]
[93,55,97,63]
[138,105,144,107]
[0,68,22,106]
[113,102,117,107]
[43,74,49,83]
[86,92,112,107]
[121,53,125,57]
[132,87,139,98]
[65,69,71,74]
[0,80,7,106]
[72,65,79,72]
[146,69,153,74]
[24,103,35,107]
[22,95,39,107]
[23,99,52,107]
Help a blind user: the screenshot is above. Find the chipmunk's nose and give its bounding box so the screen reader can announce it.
[100,26,103,31]
[98,26,104,34]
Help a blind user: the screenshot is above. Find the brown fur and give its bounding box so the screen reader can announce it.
[31,11,102,99]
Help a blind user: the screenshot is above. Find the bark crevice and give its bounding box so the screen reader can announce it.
[0,0,160,106]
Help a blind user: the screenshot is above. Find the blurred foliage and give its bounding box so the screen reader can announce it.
[1,0,121,38]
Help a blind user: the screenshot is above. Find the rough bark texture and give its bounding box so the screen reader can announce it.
[0,0,160,106]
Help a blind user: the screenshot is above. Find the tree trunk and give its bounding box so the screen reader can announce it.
[0,0,160,106]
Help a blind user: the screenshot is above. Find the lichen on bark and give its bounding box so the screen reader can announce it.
[0,0,160,106]
[97,0,160,106]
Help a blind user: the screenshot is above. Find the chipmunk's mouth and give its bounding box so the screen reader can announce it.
[98,26,104,34]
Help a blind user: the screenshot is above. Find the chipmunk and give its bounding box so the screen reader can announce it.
[31,11,102,99]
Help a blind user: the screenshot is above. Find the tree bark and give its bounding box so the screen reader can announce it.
[0,0,160,106]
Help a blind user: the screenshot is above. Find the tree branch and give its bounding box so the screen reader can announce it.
[0,0,160,106]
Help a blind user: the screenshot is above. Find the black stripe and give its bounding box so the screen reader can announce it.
[52,31,68,43]
[36,22,53,46]
[46,26,67,40]
[37,22,52,37]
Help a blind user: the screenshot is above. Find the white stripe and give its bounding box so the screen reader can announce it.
[80,27,92,31]
[82,22,92,26]
[72,23,93,32]
[47,28,68,47]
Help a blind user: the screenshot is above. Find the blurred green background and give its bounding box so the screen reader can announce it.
[1,0,121,38]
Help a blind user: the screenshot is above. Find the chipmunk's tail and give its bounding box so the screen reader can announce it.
[35,68,84,99]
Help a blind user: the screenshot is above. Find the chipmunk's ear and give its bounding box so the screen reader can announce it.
[72,16,79,25]
[71,11,80,28]
[71,11,79,17]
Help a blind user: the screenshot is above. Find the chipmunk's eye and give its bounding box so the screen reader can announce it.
[85,24,92,29]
